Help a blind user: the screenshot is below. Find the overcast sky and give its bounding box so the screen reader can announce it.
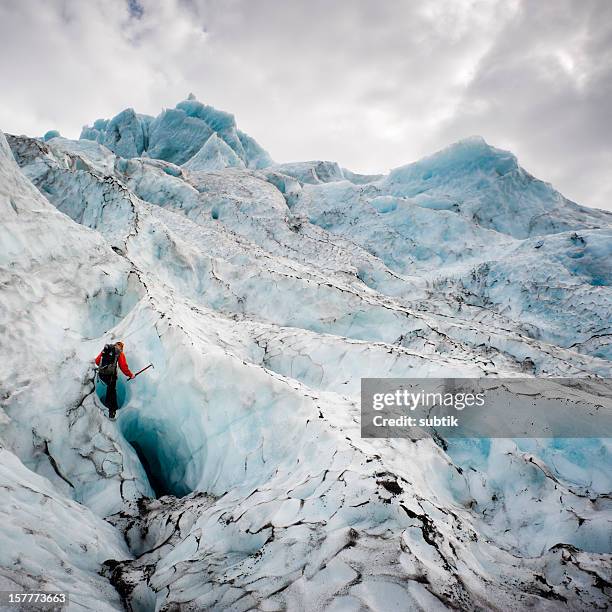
[1,0,610,210]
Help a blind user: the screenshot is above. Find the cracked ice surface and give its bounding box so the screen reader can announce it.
[1,96,612,611]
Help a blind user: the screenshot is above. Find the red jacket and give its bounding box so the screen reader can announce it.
[95,350,134,378]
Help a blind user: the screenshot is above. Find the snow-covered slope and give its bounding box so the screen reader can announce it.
[183,134,246,172]
[1,95,611,611]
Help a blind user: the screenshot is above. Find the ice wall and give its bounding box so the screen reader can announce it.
[81,95,273,170]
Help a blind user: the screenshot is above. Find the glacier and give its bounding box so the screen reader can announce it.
[80,95,273,170]
[1,94,611,611]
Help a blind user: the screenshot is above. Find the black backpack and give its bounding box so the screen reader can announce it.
[98,344,119,378]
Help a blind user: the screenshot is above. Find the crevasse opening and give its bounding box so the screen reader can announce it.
[119,409,203,498]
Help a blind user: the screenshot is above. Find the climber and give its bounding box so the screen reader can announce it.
[94,341,134,419]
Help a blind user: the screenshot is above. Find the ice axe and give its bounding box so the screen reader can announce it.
[130,363,154,380]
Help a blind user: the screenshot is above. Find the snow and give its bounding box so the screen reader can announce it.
[270,160,346,184]
[383,136,611,238]
[1,98,611,612]
[431,229,612,358]
[182,133,246,172]
[0,449,130,610]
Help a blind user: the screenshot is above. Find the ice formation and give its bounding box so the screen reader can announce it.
[1,95,611,610]
[81,98,272,169]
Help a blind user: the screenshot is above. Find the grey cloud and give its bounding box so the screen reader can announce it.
[432,0,612,209]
